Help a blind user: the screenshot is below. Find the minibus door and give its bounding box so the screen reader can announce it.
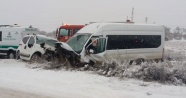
[86,37,107,62]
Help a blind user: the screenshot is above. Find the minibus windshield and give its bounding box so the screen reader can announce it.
[67,33,91,53]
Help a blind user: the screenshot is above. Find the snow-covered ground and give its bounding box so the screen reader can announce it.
[0,40,186,98]
[165,40,186,61]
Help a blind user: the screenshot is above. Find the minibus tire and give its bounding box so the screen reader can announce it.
[135,58,144,65]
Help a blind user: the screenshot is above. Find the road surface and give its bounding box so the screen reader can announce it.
[0,88,51,98]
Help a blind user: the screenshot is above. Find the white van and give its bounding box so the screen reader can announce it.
[0,25,40,58]
[17,34,57,63]
[58,22,165,65]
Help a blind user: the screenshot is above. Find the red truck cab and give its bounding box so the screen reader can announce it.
[56,24,84,42]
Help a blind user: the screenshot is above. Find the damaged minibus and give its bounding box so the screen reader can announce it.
[55,22,165,66]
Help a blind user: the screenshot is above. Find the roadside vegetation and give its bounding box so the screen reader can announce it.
[23,40,186,86]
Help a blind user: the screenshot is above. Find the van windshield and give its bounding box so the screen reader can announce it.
[67,33,91,53]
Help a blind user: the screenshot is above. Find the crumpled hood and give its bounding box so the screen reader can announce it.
[55,42,79,55]
[59,42,74,51]
[44,44,56,51]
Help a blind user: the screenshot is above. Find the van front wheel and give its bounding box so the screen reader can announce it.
[30,53,41,64]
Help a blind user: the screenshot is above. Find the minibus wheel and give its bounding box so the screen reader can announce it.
[154,59,162,63]
[135,58,144,65]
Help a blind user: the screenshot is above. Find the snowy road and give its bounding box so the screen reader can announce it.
[0,87,51,98]
[0,59,186,98]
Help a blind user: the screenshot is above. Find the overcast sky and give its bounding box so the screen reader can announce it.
[0,0,186,32]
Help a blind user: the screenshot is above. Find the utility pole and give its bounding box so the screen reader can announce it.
[131,7,134,22]
[145,17,148,23]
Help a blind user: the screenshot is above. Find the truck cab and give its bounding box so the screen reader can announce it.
[56,24,84,42]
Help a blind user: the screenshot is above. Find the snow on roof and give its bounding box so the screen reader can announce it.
[0,25,39,31]
[78,22,164,34]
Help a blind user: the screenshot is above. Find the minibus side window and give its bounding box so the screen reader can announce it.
[107,35,161,50]
[96,38,106,53]
[86,38,106,54]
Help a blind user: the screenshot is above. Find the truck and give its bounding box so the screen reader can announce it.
[0,25,40,59]
[56,24,84,42]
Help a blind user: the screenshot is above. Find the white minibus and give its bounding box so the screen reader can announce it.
[59,22,165,65]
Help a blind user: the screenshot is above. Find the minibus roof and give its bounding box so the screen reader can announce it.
[77,22,164,34]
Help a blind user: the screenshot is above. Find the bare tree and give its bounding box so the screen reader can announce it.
[164,26,173,41]
[173,27,183,40]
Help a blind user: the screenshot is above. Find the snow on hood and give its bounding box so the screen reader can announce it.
[57,42,74,51]
[56,42,79,55]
